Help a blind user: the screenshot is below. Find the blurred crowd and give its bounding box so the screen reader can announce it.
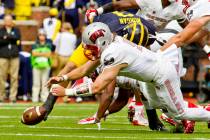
[0,0,120,103]
[0,0,208,103]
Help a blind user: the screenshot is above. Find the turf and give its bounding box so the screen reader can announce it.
[0,103,210,140]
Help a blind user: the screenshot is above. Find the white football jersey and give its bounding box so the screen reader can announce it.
[185,0,210,31]
[135,0,186,28]
[150,21,186,77]
[101,36,176,84]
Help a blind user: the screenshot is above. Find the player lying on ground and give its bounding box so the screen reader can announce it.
[48,26,205,133]
[85,0,209,58]
[50,22,210,133]
[77,21,205,132]
[44,9,207,131]
[85,0,210,127]
[78,21,181,125]
[43,11,188,130]
[45,18,206,132]
[42,11,166,131]
[76,75,208,132]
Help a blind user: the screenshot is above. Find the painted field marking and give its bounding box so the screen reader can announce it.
[0,125,148,131]
[0,107,95,110]
[0,133,138,139]
[0,133,209,140]
[0,103,97,107]
[0,115,127,119]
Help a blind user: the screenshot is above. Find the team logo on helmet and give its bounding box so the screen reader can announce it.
[89,29,105,43]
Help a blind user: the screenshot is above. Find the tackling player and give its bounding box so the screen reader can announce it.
[49,21,206,133]
[85,0,188,29]
[51,22,210,129]
[85,0,209,58]
[42,11,166,131]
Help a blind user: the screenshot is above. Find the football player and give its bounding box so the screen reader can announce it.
[160,0,210,59]
[85,0,209,58]
[51,22,210,131]
[85,0,188,29]
[85,0,209,130]
[43,11,165,130]
[51,21,205,133]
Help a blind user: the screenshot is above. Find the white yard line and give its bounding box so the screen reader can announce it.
[0,115,127,119]
[0,103,97,107]
[0,107,95,110]
[0,133,138,139]
[0,133,208,140]
[0,125,147,131]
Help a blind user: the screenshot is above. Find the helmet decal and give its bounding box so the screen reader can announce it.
[89,29,105,43]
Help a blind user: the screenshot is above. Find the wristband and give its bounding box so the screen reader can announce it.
[65,78,93,97]
[62,75,69,81]
[65,88,76,96]
[97,7,104,15]
[203,45,210,54]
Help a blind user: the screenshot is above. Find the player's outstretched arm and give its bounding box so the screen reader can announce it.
[160,16,210,51]
[86,0,138,22]
[46,60,100,87]
[91,63,128,94]
[51,64,128,96]
[65,60,100,81]
[100,0,139,13]
[57,61,78,76]
[96,79,116,121]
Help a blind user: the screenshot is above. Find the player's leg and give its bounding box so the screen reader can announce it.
[117,77,166,130]
[160,100,203,127]
[95,86,147,126]
[140,82,167,131]
[127,96,137,123]
[157,77,210,132]
[131,89,148,126]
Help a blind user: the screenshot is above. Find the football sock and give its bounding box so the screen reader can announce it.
[146,109,165,130]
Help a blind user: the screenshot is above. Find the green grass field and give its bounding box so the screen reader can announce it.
[0,103,210,140]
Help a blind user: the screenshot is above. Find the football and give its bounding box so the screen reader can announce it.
[21,106,47,125]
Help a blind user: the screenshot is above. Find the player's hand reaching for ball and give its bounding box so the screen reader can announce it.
[51,84,66,96]
[46,75,68,87]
